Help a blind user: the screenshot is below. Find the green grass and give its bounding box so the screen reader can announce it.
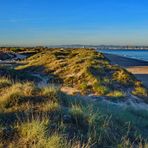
[132,81,148,101]
[132,86,148,97]
[0,77,12,89]
[0,77,148,147]
[0,48,148,147]
[93,84,110,95]
[16,48,148,98]
[10,48,24,52]
[113,68,135,86]
[107,90,125,98]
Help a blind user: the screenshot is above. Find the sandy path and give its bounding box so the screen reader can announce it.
[127,66,148,74]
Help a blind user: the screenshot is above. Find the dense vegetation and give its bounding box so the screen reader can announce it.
[0,48,148,147]
[0,77,148,147]
[17,48,147,98]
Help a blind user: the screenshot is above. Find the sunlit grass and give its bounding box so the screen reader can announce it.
[0,77,12,88]
[0,79,147,147]
[0,48,148,147]
[16,48,140,97]
[132,86,148,97]
[107,90,125,98]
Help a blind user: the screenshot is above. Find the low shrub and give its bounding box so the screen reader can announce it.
[0,77,12,88]
[0,82,36,108]
[107,90,125,98]
[132,86,148,97]
[93,84,110,95]
[113,69,135,86]
[70,104,88,128]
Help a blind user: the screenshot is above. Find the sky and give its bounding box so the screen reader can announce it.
[0,0,148,46]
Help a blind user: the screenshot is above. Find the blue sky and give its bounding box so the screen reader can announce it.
[0,0,148,46]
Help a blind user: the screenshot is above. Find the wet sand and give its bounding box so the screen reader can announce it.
[104,53,148,88]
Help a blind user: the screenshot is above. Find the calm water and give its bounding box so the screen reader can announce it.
[98,49,148,62]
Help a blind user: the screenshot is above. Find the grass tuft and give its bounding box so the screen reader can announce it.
[0,77,12,89]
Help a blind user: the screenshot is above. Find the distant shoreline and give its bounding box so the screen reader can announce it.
[98,48,148,50]
[104,53,148,67]
[98,49,148,62]
[1,46,148,50]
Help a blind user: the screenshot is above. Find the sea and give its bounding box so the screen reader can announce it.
[98,49,148,62]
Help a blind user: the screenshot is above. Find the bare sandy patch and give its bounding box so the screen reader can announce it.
[127,66,148,74]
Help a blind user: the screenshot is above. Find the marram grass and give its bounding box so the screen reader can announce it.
[0,78,148,147]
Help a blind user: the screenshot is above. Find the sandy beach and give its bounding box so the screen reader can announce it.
[104,53,148,88]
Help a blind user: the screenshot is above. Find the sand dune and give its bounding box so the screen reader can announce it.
[127,66,148,74]
[104,53,148,88]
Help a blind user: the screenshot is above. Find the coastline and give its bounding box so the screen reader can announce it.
[104,53,148,88]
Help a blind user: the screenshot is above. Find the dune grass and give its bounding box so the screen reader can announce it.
[132,86,148,97]
[0,65,39,82]
[0,77,12,89]
[0,77,148,147]
[0,48,148,147]
[16,48,148,99]
[107,90,125,98]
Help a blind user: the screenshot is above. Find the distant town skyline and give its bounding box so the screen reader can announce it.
[0,0,148,46]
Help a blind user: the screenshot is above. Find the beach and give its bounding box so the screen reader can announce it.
[104,53,148,88]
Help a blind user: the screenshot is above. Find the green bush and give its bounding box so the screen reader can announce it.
[93,84,110,95]
[132,86,148,97]
[107,90,125,98]
[10,48,22,52]
[113,69,135,85]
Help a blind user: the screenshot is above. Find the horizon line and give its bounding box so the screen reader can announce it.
[1,44,148,48]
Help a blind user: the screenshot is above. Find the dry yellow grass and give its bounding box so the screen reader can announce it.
[16,48,147,98]
[0,78,148,147]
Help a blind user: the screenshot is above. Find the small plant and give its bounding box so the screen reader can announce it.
[70,105,87,127]
[17,120,46,144]
[41,86,60,102]
[41,86,59,96]
[39,102,60,112]
[93,84,110,95]
[0,85,23,108]
[79,82,88,91]
[0,77,12,88]
[10,48,22,52]
[107,90,125,98]
[113,69,134,85]
[132,86,148,97]
[0,82,36,108]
